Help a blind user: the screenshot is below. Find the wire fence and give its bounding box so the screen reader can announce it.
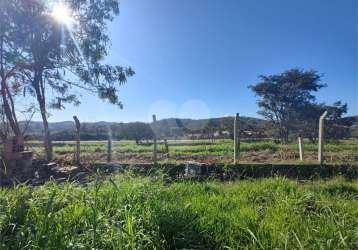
[24,138,358,165]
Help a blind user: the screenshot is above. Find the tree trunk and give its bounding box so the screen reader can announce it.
[0,36,21,138]
[73,116,81,165]
[279,126,289,144]
[41,105,52,161]
[0,85,20,137]
[34,72,52,161]
[284,130,289,144]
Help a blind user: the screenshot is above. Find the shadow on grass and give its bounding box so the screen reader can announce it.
[153,206,210,249]
[91,162,358,182]
[324,184,358,196]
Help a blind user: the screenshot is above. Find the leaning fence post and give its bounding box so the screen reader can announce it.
[73,116,81,165]
[234,113,240,163]
[298,136,304,161]
[152,115,157,164]
[107,129,112,163]
[164,138,169,157]
[318,111,328,164]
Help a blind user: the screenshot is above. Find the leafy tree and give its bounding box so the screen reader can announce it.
[296,103,324,142]
[0,0,24,139]
[325,101,350,140]
[202,119,218,142]
[170,127,184,139]
[0,1,36,141]
[250,69,326,143]
[122,123,154,144]
[219,117,234,139]
[297,101,349,142]
[5,0,134,160]
[351,126,358,139]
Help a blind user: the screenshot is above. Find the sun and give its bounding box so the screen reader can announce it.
[51,3,73,26]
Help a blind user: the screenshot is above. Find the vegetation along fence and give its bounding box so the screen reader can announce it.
[22,113,358,166]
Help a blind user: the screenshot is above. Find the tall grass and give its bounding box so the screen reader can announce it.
[1,174,357,249]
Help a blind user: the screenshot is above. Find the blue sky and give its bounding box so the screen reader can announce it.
[45,0,357,122]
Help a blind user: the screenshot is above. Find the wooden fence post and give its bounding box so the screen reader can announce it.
[107,129,112,163]
[73,116,81,165]
[234,113,240,163]
[152,115,157,164]
[298,136,304,161]
[318,111,328,164]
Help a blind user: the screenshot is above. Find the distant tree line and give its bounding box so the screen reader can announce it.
[25,111,356,143]
[25,118,270,142]
[27,122,154,144]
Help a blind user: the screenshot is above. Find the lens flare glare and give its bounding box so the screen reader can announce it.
[52,3,73,26]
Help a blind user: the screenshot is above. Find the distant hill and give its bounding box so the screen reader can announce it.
[20,121,116,135]
[154,116,267,131]
[20,116,268,139]
[20,115,358,140]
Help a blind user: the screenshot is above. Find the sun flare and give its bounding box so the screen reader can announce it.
[52,3,73,26]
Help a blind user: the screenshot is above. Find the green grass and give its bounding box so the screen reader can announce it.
[1,174,358,249]
[25,139,358,164]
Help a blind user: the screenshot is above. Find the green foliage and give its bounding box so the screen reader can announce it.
[299,102,350,142]
[3,0,135,160]
[250,69,351,143]
[23,116,273,141]
[0,176,357,249]
[202,119,219,140]
[351,126,358,139]
[119,122,154,144]
[3,0,135,108]
[250,68,326,143]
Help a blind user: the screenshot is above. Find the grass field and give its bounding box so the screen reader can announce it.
[25,139,358,164]
[0,174,357,249]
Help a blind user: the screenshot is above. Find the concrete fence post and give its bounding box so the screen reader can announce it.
[152,115,157,164]
[73,116,81,165]
[318,111,328,164]
[234,113,240,163]
[298,136,304,161]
